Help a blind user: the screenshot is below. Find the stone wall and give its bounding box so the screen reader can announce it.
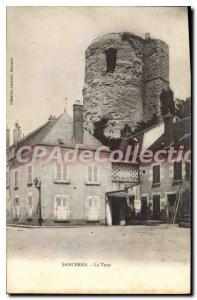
[83,33,144,138]
[143,39,169,121]
[83,33,170,139]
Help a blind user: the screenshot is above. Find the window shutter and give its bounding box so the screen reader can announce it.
[85,196,91,218]
[153,165,160,183]
[56,164,62,180]
[157,166,160,183]
[174,161,182,180]
[94,196,100,219]
[28,165,32,183]
[27,195,33,217]
[185,162,191,180]
[94,166,98,183]
[88,166,92,182]
[93,197,98,208]
[62,196,68,207]
[63,164,67,180]
[56,196,61,207]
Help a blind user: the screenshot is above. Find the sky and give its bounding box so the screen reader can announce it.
[7,6,191,140]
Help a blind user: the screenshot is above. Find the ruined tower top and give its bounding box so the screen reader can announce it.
[83,32,169,139]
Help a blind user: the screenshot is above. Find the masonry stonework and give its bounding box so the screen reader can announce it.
[83,33,169,138]
[143,39,169,121]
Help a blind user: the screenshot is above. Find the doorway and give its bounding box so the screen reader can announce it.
[153,195,160,219]
[141,196,148,220]
[167,193,176,221]
[111,200,120,225]
[110,197,126,225]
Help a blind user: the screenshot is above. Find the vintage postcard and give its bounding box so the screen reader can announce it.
[6,6,191,294]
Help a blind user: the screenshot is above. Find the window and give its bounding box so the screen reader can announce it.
[56,196,61,207]
[55,163,68,181]
[86,166,99,184]
[86,196,100,221]
[54,195,69,220]
[87,197,99,209]
[173,161,182,181]
[27,194,33,218]
[106,48,117,72]
[27,165,33,185]
[185,162,191,181]
[152,165,160,185]
[14,169,18,188]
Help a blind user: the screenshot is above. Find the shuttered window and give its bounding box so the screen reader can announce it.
[56,196,61,207]
[86,166,99,184]
[152,165,160,184]
[185,162,191,181]
[88,166,92,182]
[27,165,33,184]
[54,195,69,220]
[86,196,100,221]
[173,161,182,181]
[94,166,98,183]
[27,194,33,218]
[55,164,68,181]
[56,164,62,180]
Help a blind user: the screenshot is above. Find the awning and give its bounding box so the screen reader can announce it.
[107,191,134,199]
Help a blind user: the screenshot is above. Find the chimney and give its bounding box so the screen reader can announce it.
[13,122,22,144]
[164,113,174,144]
[145,33,151,40]
[6,126,10,148]
[73,101,83,144]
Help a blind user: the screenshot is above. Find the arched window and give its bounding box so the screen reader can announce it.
[106,48,117,72]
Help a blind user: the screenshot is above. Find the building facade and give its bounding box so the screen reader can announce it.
[6,105,140,226]
[120,115,191,224]
[6,32,191,227]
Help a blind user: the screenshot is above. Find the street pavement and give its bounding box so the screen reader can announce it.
[7,224,191,294]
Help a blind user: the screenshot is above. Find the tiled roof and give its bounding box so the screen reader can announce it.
[9,112,105,150]
[120,116,191,153]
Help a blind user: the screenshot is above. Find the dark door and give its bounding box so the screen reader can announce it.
[111,200,120,225]
[141,196,148,220]
[153,195,160,218]
[167,194,176,221]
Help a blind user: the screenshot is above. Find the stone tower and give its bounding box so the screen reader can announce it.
[143,35,169,121]
[83,32,169,139]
